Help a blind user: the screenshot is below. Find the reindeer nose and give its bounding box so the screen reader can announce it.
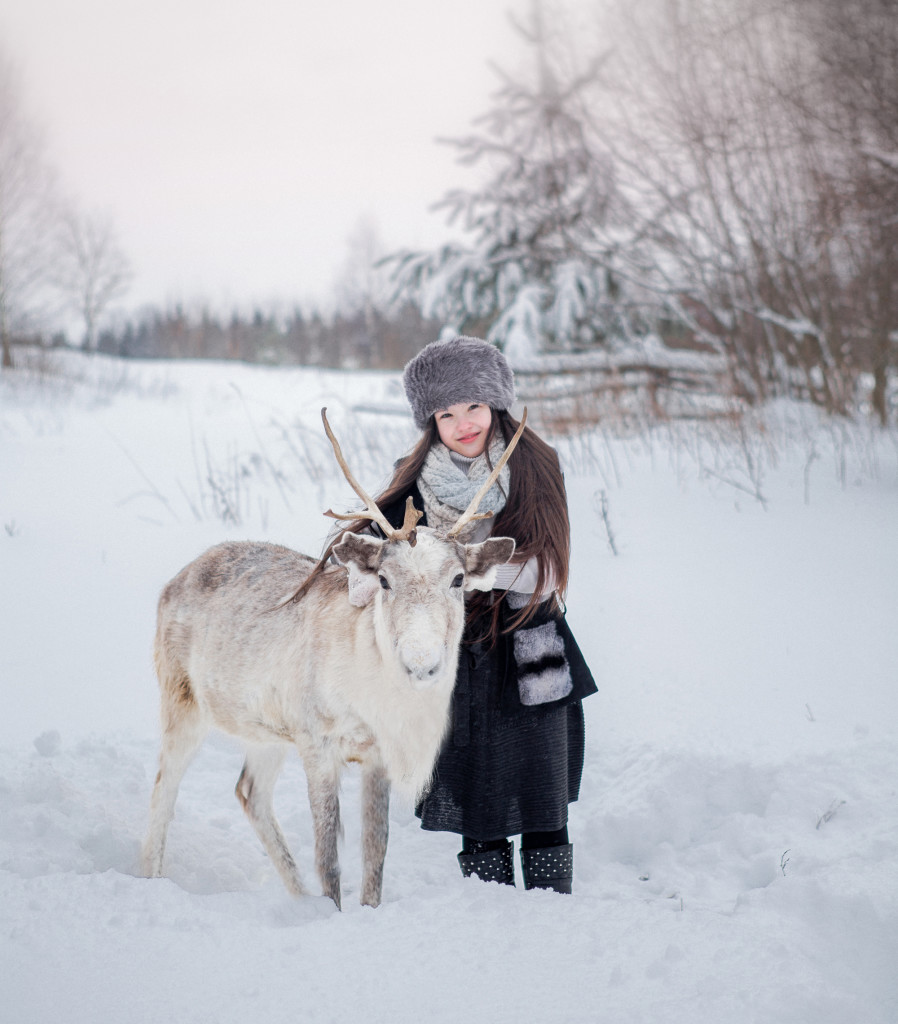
[401,643,443,682]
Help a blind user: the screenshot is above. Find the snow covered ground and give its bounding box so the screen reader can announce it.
[1,350,896,1024]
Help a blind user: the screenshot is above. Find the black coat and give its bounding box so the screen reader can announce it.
[381,484,597,840]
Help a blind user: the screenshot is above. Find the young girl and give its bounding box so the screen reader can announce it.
[335,335,596,892]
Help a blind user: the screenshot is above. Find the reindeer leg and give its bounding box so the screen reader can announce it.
[360,763,390,907]
[141,698,208,879]
[236,744,305,897]
[304,754,343,909]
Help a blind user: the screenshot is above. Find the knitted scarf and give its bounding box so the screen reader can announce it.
[418,438,509,541]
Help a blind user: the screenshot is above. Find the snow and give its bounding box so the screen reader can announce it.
[1,350,897,1024]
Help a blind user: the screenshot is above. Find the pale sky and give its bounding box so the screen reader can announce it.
[0,0,593,320]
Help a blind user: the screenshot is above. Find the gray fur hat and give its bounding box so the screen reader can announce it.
[402,335,516,430]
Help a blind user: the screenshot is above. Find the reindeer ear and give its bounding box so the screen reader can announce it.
[332,533,383,607]
[464,537,516,592]
[332,532,383,572]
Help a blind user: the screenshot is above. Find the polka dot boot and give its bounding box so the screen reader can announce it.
[519,843,573,894]
[457,840,515,885]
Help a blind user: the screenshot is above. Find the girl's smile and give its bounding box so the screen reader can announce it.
[435,402,493,457]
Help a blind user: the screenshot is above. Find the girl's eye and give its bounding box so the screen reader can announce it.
[451,573,464,588]
[379,575,391,590]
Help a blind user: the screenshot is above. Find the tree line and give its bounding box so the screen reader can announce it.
[85,301,442,370]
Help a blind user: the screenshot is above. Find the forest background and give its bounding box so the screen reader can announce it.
[1,0,895,427]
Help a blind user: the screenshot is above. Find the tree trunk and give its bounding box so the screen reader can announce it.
[871,363,887,426]
[1,309,12,368]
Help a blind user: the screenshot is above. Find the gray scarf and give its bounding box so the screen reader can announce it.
[418,438,509,541]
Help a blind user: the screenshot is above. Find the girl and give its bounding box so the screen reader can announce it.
[335,335,596,892]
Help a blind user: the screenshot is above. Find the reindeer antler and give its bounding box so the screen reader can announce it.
[321,408,422,545]
[446,408,528,540]
[395,496,423,543]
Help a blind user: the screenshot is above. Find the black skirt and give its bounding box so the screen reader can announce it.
[415,638,586,840]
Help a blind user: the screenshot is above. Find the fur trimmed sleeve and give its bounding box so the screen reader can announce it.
[493,556,555,598]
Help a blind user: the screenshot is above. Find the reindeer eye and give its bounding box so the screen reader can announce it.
[451,573,464,588]
[378,575,391,591]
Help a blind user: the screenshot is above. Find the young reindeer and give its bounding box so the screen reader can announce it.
[141,408,526,908]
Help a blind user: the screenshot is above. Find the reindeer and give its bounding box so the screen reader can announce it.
[141,408,525,908]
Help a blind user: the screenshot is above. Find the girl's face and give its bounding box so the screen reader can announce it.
[435,402,493,457]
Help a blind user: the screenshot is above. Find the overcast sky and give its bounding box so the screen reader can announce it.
[0,0,593,320]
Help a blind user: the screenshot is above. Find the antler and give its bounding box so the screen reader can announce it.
[446,407,528,540]
[395,496,423,542]
[321,408,422,545]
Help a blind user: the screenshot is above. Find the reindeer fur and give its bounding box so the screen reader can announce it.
[141,529,514,908]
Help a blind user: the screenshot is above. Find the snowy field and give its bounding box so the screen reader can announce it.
[1,350,896,1024]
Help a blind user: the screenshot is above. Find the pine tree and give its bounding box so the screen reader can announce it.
[390,2,637,358]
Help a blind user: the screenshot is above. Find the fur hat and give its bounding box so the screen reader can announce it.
[402,335,516,430]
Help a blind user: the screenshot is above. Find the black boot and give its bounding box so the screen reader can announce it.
[520,843,573,893]
[457,840,515,885]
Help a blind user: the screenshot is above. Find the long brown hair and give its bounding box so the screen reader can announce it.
[466,410,570,639]
[299,410,570,641]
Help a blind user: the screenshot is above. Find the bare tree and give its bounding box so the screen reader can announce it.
[796,0,898,423]
[590,0,896,418]
[50,208,132,350]
[0,54,62,368]
[334,216,389,319]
